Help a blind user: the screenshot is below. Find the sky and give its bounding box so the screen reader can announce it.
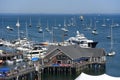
[0,0,120,14]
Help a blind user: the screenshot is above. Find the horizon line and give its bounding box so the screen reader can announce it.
[0,12,120,15]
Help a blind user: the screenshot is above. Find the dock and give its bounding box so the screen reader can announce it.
[41,61,106,75]
[0,65,38,80]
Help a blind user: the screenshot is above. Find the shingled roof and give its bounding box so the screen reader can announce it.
[45,45,106,60]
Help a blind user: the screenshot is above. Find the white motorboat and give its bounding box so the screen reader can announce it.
[24,45,47,60]
[6,60,14,65]
[66,31,98,48]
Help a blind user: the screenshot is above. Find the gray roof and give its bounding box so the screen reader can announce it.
[45,45,106,60]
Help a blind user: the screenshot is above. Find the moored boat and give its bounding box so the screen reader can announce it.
[66,31,98,48]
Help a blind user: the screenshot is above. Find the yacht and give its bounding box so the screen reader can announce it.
[24,45,47,60]
[66,31,98,48]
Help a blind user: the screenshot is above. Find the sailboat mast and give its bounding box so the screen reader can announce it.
[16,19,20,40]
[64,18,67,28]
[29,17,32,27]
[25,22,28,39]
[110,22,113,51]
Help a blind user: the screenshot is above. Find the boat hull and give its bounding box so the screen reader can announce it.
[88,42,98,48]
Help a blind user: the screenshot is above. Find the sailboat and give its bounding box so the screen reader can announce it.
[38,28,43,33]
[16,18,20,40]
[29,17,32,27]
[45,20,50,32]
[106,25,111,39]
[107,24,115,56]
[37,19,43,33]
[61,19,68,32]
[101,19,106,27]
[92,21,98,35]
[85,19,92,30]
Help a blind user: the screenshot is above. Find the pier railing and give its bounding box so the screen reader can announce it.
[73,61,105,67]
[0,65,35,80]
[42,61,105,68]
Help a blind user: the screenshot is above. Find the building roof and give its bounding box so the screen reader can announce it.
[45,45,106,60]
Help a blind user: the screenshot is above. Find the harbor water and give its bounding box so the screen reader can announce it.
[0,14,120,80]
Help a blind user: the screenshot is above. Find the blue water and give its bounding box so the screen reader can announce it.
[0,14,120,79]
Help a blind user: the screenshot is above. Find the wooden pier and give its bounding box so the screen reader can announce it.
[43,66,74,74]
[73,61,105,74]
[0,66,38,80]
[41,61,106,75]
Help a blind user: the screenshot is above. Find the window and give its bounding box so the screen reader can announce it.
[67,60,71,64]
[57,60,62,64]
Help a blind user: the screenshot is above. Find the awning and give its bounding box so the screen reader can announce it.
[0,67,10,72]
[52,64,60,66]
[73,57,89,62]
[31,57,39,61]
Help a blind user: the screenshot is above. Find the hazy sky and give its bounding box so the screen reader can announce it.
[0,0,120,14]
